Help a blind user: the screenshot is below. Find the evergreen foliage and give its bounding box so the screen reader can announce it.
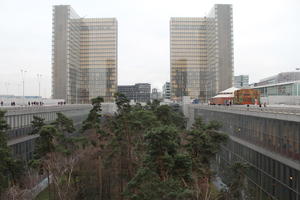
[82,96,104,131]
[186,118,227,167]
[218,162,252,200]
[34,125,57,159]
[154,104,186,129]
[115,92,131,113]
[30,116,46,135]
[52,113,75,134]
[20,95,248,199]
[125,125,193,200]
[0,110,24,195]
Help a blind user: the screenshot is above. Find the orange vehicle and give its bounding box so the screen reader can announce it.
[233,89,260,105]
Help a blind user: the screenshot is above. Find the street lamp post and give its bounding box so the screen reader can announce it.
[296,68,300,96]
[37,74,42,97]
[21,69,27,106]
[4,82,10,95]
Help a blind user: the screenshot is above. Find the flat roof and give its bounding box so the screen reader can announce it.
[253,80,300,89]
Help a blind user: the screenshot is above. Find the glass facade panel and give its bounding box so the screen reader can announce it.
[170,5,233,102]
[53,6,117,103]
[255,82,300,97]
[194,107,300,199]
[218,140,299,200]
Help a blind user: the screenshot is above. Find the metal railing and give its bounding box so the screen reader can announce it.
[191,104,300,116]
[1,104,92,115]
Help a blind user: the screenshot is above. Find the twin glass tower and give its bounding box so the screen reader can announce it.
[52,5,117,103]
[52,4,233,103]
[170,4,234,102]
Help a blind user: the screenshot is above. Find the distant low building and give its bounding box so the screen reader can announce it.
[234,75,249,88]
[250,71,300,105]
[118,83,151,103]
[255,72,300,86]
[162,82,171,99]
[253,80,300,105]
[151,88,162,100]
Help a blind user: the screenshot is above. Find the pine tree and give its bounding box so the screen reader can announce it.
[0,110,10,195]
[52,113,75,134]
[30,115,45,135]
[34,125,57,159]
[82,96,104,131]
[218,162,251,200]
[125,125,193,200]
[0,110,24,196]
[185,117,228,199]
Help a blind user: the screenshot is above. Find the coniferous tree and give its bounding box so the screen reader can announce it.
[52,113,75,134]
[0,111,24,196]
[125,125,193,200]
[218,162,251,200]
[34,125,57,159]
[82,96,104,132]
[154,105,186,129]
[185,117,228,199]
[30,116,45,135]
[0,110,11,195]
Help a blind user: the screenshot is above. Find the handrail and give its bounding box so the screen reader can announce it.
[1,104,92,116]
[190,104,300,116]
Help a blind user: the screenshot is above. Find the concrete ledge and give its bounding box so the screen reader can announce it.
[8,134,39,146]
[188,104,300,122]
[229,135,300,170]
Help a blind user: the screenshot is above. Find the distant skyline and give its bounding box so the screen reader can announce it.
[0,0,300,98]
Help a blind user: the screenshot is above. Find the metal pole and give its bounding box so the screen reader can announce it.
[205,83,208,103]
[39,80,40,97]
[37,74,42,97]
[21,69,27,106]
[5,82,9,95]
[294,67,300,96]
[23,79,24,97]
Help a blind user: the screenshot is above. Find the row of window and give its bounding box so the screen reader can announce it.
[218,139,300,200]
[171,42,208,45]
[171,25,207,30]
[195,109,300,162]
[5,112,57,129]
[80,26,116,31]
[171,35,207,38]
[11,139,36,161]
[257,84,300,97]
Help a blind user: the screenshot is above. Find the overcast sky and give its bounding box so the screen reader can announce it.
[0,0,299,98]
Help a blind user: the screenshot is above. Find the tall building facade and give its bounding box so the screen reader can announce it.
[151,88,162,100]
[234,75,249,88]
[170,4,233,102]
[52,5,117,103]
[118,83,151,103]
[162,82,171,99]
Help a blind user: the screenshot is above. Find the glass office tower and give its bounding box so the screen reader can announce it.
[80,18,117,103]
[170,17,208,101]
[52,5,117,103]
[170,4,233,102]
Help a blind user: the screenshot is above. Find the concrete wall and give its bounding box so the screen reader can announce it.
[262,96,300,105]
[185,104,300,199]
[4,105,92,161]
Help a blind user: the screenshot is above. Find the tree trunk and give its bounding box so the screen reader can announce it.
[47,171,51,200]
